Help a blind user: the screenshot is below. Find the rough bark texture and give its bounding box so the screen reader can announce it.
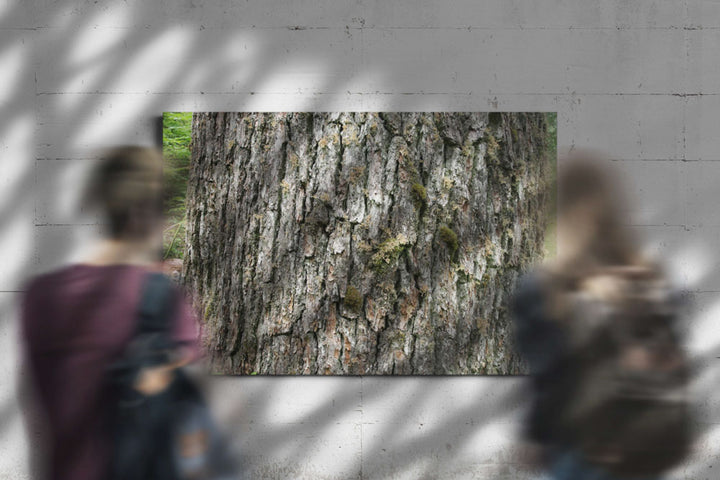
[184,112,551,375]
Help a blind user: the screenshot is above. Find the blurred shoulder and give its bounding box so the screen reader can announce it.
[22,265,78,299]
[514,268,553,301]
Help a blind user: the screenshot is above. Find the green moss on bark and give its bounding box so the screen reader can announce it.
[438,226,458,254]
[411,182,427,208]
[344,285,363,312]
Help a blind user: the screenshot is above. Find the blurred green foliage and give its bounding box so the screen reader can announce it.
[546,112,557,159]
[163,112,192,259]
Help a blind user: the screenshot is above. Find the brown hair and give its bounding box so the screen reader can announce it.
[86,146,164,240]
[553,151,650,285]
[542,151,664,322]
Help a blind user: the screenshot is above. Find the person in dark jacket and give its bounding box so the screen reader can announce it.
[512,152,673,480]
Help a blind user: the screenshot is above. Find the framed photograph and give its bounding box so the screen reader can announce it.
[163,112,556,375]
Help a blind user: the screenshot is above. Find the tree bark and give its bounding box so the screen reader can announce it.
[184,112,551,375]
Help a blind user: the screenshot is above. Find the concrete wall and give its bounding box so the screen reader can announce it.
[1,1,718,478]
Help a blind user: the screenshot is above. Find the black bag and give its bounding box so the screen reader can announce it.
[106,272,238,480]
[557,267,693,476]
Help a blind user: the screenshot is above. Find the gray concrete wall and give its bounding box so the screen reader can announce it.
[1,1,717,478]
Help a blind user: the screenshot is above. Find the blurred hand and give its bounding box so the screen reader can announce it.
[134,365,174,395]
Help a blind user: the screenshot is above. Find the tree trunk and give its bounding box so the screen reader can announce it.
[184,112,551,375]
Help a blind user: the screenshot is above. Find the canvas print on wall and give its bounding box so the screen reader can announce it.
[163,112,556,375]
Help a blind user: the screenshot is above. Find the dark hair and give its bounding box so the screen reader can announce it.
[87,146,164,240]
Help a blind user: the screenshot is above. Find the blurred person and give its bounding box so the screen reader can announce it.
[512,151,693,480]
[20,146,203,479]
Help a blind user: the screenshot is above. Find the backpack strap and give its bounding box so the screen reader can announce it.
[136,272,176,338]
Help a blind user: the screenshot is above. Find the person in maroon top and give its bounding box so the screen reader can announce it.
[21,147,200,480]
